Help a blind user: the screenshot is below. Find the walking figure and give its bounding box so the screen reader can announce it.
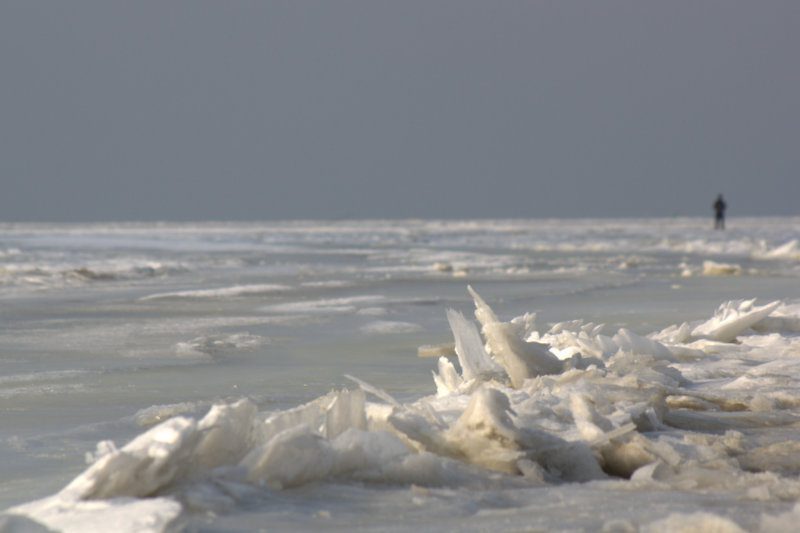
[713,194,726,230]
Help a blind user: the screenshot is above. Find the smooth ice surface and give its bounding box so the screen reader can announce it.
[2,217,800,531]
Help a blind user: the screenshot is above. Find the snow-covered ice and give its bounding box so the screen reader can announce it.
[2,217,800,531]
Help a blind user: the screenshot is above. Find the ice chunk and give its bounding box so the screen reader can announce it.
[445,387,525,473]
[345,374,402,408]
[547,319,586,335]
[62,417,199,500]
[468,286,562,387]
[691,299,782,343]
[569,394,647,477]
[241,425,335,489]
[324,388,368,439]
[701,260,742,276]
[651,322,693,344]
[432,261,453,272]
[446,309,504,382]
[417,342,457,358]
[570,394,614,441]
[751,302,800,333]
[524,435,608,482]
[388,408,451,456]
[260,388,366,442]
[433,357,464,397]
[330,428,410,476]
[535,321,619,362]
[612,328,674,360]
[193,398,258,469]
[509,312,539,340]
[374,451,492,487]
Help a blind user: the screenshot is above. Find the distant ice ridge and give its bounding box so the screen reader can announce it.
[0,259,186,288]
[7,288,800,531]
[755,239,800,260]
[701,260,743,276]
[517,234,800,262]
[258,295,386,315]
[359,321,423,335]
[140,284,291,301]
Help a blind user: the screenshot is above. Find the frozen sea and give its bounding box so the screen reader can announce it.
[2,217,800,532]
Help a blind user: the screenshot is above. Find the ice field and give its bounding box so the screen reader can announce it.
[2,217,800,531]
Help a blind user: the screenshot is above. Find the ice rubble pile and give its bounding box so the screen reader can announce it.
[9,288,800,531]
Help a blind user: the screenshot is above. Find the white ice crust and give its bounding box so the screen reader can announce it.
[7,287,800,531]
[140,284,291,301]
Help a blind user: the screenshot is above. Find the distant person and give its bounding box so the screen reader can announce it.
[713,194,727,230]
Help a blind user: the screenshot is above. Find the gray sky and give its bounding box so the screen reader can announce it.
[2,1,798,222]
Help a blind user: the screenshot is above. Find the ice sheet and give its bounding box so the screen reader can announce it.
[8,287,800,531]
[4,218,800,531]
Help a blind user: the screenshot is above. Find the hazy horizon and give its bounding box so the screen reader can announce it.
[2,1,798,222]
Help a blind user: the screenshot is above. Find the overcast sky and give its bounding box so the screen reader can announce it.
[1,1,798,222]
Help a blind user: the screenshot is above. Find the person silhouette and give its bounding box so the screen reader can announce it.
[713,194,726,230]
